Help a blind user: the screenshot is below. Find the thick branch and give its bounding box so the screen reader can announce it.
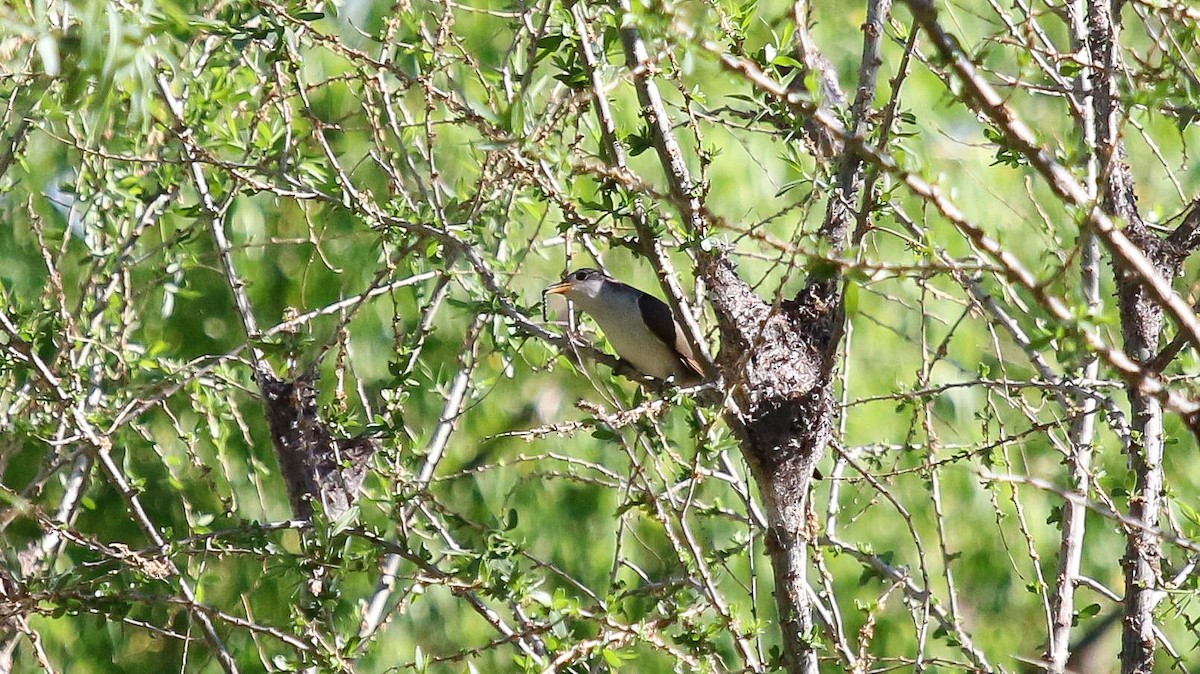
[1082,0,1167,669]
[818,0,893,249]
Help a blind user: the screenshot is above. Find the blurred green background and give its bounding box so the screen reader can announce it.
[1,0,1199,671]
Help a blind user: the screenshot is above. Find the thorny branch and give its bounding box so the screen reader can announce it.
[3,0,1199,671]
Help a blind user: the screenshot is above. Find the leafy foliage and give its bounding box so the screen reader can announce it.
[1,0,1199,672]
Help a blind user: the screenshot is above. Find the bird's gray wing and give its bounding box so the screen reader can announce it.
[638,293,705,380]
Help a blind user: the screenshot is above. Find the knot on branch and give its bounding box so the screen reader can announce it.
[700,253,839,474]
[259,372,377,521]
[743,391,833,478]
[788,276,845,360]
[1114,224,1186,361]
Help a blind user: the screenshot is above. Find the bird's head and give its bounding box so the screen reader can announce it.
[544,268,611,302]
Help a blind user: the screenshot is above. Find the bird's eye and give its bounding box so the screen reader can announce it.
[574,271,587,281]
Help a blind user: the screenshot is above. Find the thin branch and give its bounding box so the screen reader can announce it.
[903,0,1200,364]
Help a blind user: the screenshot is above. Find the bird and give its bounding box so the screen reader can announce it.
[544,268,705,386]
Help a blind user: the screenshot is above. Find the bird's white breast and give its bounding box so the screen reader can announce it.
[572,289,680,380]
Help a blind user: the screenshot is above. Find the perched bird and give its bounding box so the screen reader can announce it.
[544,268,705,386]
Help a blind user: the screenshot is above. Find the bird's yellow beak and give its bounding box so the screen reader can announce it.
[542,281,574,323]
[543,281,573,296]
